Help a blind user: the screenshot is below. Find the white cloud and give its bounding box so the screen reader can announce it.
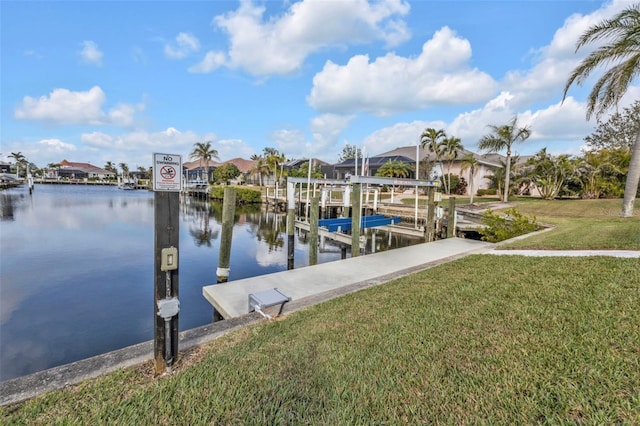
[15,86,107,125]
[216,138,256,159]
[523,97,593,142]
[270,128,307,156]
[14,86,143,127]
[82,127,209,151]
[362,120,446,156]
[360,91,599,158]
[39,139,77,152]
[81,131,114,148]
[502,0,632,107]
[189,51,226,74]
[78,41,103,66]
[308,113,355,155]
[78,128,257,164]
[307,27,497,116]
[209,0,411,76]
[164,32,201,59]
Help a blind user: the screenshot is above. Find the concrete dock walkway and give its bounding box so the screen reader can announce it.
[203,237,493,319]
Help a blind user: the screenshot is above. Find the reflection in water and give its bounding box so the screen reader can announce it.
[0,184,421,381]
[0,193,16,221]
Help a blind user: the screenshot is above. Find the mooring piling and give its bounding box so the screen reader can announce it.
[217,187,236,283]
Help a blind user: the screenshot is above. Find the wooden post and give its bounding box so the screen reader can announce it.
[447,196,456,238]
[426,187,436,242]
[351,183,362,257]
[154,191,179,374]
[217,187,236,283]
[309,197,319,265]
[287,182,295,270]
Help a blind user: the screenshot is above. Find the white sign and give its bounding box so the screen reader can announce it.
[153,153,182,192]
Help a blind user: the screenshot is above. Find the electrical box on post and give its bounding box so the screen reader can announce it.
[161,246,178,271]
[157,297,180,319]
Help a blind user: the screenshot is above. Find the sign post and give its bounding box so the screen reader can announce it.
[153,153,182,374]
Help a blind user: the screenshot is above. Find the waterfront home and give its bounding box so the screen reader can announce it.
[47,160,115,180]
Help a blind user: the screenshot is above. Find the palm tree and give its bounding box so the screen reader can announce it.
[9,152,26,177]
[263,147,285,186]
[118,163,129,180]
[190,141,219,182]
[376,160,412,178]
[441,136,464,194]
[137,166,147,176]
[563,4,640,217]
[460,153,479,204]
[478,115,531,203]
[250,154,266,186]
[524,148,575,200]
[375,160,412,193]
[420,128,446,180]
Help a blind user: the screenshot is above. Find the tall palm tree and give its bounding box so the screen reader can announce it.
[460,153,479,204]
[118,163,129,178]
[420,128,446,179]
[441,136,464,194]
[190,141,219,182]
[263,147,284,186]
[563,3,640,217]
[9,152,26,177]
[250,154,267,186]
[478,115,531,203]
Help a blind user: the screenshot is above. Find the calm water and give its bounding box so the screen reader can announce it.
[0,184,420,381]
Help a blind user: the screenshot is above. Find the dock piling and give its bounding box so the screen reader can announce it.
[309,197,319,265]
[217,187,236,283]
[351,183,362,257]
[287,182,295,270]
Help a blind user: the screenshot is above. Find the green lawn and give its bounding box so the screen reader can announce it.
[2,199,639,424]
[505,198,640,250]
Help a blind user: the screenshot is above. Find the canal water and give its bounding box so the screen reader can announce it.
[0,184,421,381]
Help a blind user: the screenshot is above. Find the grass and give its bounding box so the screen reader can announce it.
[505,198,640,250]
[2,198,639,424]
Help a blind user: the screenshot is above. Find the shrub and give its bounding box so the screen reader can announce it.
[479,207,538,243]
[210,186,262,204]
[476,188,497,196]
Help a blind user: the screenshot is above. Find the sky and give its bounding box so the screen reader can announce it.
[2,0,639,171]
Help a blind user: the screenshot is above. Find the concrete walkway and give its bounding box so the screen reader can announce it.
[203,237,493,319]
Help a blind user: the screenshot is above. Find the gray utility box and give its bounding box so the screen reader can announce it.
[248,288,291,317]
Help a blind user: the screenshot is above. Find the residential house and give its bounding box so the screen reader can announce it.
[322,146,503,196]
[329,155,416,180]
[184,158,258,184]
[183,159,219,182]
[48,160,115,180]
[375,146,502,195]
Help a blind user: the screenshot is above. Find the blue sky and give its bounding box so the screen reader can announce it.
[2,0,638,171]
